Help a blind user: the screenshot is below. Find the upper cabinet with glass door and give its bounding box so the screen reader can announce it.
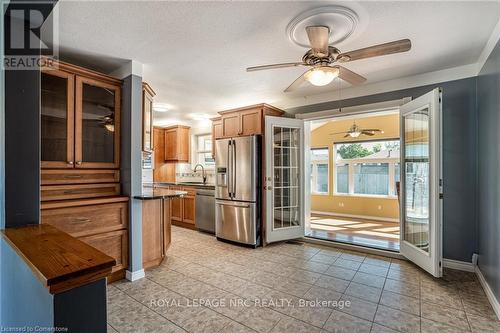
[41,59,122,169]
[41,68,75,168]
[75,76,121,168]
[142,83,155,152]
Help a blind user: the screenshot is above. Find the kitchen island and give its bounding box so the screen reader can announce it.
[135,188,187,269]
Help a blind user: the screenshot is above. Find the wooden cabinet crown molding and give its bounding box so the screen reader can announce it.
[42,57,122,86]
[142,82,156,97]
[217,103,285,116]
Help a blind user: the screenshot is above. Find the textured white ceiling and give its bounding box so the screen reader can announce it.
[53,1,500,125]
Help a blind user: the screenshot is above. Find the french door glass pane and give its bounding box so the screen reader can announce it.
[41,73,67,162]
[316,164,328,193]
[273,126,300,230]
[404,108,430,252]
[81,83,115,163]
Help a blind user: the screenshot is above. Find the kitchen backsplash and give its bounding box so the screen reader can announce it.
[175,163,215,184]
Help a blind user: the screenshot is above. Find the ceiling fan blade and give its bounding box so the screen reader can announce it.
[284,71,308,92]
[329,131,349,136]
[362,131,375,136]
[246,62,308,72]
[306,26,330,57]
[344,133,350,138]
[362,129,382,132]
[337,39,411,62]
[336,66,367,85]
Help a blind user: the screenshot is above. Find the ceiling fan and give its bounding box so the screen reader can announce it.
[246,26,411,92]
[330,121,384,138]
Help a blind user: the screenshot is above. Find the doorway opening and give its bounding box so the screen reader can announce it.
[305,110,401,252]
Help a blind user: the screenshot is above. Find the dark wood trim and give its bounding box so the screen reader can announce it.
[1,224,115,294]
[217,103,285,116]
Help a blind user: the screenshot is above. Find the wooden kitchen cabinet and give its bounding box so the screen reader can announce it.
[142,199,164,269]
[142,83,155,152]
[41,197,129,280]
[216,104,284,138]
[141,198,173,270]
[211,117,222,158]
[153,127,176,182]
[164,125,190,162]
[167,186,196,229]
[40,59,127,282]
[41,59,122,169]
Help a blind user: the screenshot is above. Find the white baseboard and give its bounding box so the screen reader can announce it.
[126,269,145,281]
[442,258,475,272]
[311,210,399,223]
[475,266,500,320]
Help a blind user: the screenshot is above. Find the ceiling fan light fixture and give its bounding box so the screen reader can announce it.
[305,66,339,86]
[349,131,361,138]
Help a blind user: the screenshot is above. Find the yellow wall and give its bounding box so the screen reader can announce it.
[311,114,400,220]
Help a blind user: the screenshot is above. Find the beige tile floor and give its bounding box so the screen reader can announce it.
[108,226,500,333]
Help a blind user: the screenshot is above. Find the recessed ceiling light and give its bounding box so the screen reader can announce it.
[153,103,170,112]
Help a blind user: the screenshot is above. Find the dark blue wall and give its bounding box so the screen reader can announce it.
[288,77,478,262]
[477,40,500,302]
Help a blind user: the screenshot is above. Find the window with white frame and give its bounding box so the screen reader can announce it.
[334,140,400,197]
[310,148,329,194]
[195,134,214,168]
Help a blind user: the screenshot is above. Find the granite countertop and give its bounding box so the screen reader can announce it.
[134,188,188,200]
[148,182,215,190]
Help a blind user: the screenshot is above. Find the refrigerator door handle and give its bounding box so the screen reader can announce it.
[232,139,236,200]
[228,140,232,198]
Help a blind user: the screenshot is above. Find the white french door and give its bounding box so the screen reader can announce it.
[400,88,443,277]
[265,116,307,243]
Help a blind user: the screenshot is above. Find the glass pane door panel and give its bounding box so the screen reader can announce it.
[41,73,68,162]
[272,126,300,230]
[403,108,430,252]
[81,83,115,163]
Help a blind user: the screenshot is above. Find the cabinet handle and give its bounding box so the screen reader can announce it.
[69,217,91,224]
[63,175,83,179]
[75,161,82,166]
[67,161,74,165]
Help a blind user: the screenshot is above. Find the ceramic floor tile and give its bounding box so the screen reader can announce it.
[339,295,378,321]
[323,310,372,333]
[345,282,382,303]
[383,278,420,298]
[181,307,231,333]
[340,252,366,263]
[363,255,391,268]
[379,290,420,316]
[467,313,500,333]
[303,285,342,307]
[233,307,283,333]
[219,320,258,333]
[310,253,338,265]
[108,301,184,333]
[289,269,321,284]
[315,275,350,293]
[352,271,386,289]
[421,318,471,333]
[461,293,498,320]
[332,258,362,270]
[370,323,399,333]
[107,324,118,333]
[374,304,420,333]
[269,316,322,333]
[358,263,389,277]
[324,266,356,281]
[421,301,469,330]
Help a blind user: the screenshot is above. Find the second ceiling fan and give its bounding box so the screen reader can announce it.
[246,26,411,92]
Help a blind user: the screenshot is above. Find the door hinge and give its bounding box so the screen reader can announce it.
[439,193,444,199]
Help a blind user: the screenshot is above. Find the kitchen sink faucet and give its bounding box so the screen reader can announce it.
[194,164,207,184]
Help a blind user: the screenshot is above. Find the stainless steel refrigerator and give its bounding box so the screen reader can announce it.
[215,136,260,247]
